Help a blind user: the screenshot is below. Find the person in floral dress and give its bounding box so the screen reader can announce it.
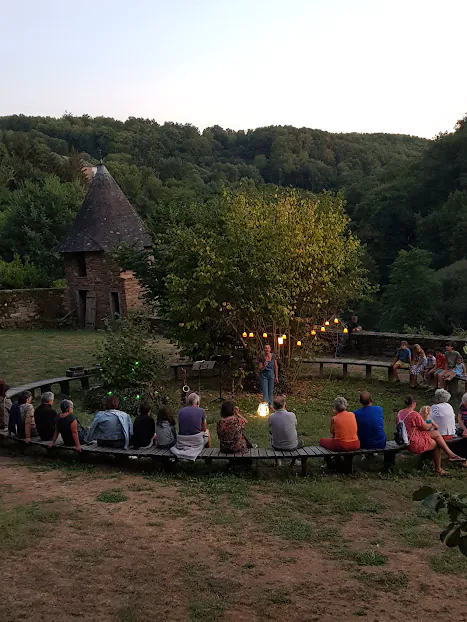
[217,402,253,454]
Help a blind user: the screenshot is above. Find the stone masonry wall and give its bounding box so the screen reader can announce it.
[350,331,467,358]
[64,252,145,326]
[0,288,65,329]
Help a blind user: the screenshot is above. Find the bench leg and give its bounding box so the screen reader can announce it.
[388,367,395,382]
[342,455,354,474]
[80,377,90,391]
[384,452,396,472]
[301,457,308,476]
[319,363,324,378]
[173,368,178,380]
[449,378,461,394]
[343,363,348,378]
[365,365,371,379]
[59,380,70,395]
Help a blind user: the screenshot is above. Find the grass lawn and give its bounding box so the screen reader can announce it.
[1,329,467,621]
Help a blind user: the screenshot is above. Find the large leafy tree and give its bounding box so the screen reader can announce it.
[124,188,371,368]
[0,175,85,281]
[380,249,442,332]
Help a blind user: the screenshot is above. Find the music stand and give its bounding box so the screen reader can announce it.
[210,354,233,403]
[192,360,216,398]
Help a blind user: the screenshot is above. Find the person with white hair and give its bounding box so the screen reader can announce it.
[431,389,456,440]
[320,396,360,452]
[171,393,210,461]
[50,400,84,452]
[35,391,57,441]
[458,393,467,438]
[20,402,37,443]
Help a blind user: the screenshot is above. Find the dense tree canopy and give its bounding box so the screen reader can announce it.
[0,111,466,334]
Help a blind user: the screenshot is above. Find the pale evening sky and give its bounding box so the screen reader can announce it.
[1,0,466,138]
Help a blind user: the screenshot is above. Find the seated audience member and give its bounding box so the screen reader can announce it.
[320,397,360,452]
[423,350,436,384]
[35,391,57,441]
[392,341,412,383]
[353,391,386,450]
[396,395,465,475]
[88,396,133,449]
[268,394,301,451]
[409,344,427,388]
[171,393,209,461]
[217,401,252,454]
[20,403,38,442]
[430,389,456,440]
[9,391,31,436]
[155,405,177,449]
[425,348,447,387]
[439,342,462,389]
[50,400,83,452]
[131,400,156,449]
[458,393,467,438]
[0,380,12,430]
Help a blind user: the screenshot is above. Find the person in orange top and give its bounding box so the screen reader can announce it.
[320,396,360,452]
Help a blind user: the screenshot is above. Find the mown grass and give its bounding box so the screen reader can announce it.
[96,488,128,503]
[0,500,62,551]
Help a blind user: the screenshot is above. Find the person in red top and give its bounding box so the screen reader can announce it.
[217,401,252,454]
[320,397,360,452]
[424,348,447,388]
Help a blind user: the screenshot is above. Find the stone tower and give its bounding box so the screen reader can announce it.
[58,164,152,328]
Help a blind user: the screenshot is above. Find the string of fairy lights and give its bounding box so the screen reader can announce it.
[241,318,348,347]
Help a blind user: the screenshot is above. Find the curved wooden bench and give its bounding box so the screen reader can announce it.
[6,375,92,400]
[0,430,403,475]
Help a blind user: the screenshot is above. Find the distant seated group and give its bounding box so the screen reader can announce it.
[393,340,466,389]
[320,389,467,474]
[2,383,467,475]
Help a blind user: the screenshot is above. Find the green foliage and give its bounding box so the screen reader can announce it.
[92,312,169,412]
[413,487,467,558]
[0,175,85,282]
[380,249,441,332]
[0,254,46,289]
[123,188,371,368]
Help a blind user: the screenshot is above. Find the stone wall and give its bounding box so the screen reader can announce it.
[0,288,65,329]
[64,252,145,327]
[350,331,467,358]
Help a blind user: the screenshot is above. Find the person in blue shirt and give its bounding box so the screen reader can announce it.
[392,340,412,383]
[353,391,386,450]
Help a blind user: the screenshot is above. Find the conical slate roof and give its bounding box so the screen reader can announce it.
[58,164,152,253]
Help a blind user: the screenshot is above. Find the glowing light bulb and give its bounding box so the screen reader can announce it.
[334,318,339,324]
[282,334,287,340]
[136,394,140,400]
[297,340,302,346]
[242,332,247,338]
[321,327,326,333]
[325,320,330,326]
[107,391,113,396]
[311,330,316,336]
[263,332,267,338]
[343,328,348,334]
[278,337,284,345]
[248,332,254,338]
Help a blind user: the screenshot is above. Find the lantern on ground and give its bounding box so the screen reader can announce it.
[278,337,284,345]
[257,402,269,417]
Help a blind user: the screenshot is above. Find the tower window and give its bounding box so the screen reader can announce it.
[74,253,87,277]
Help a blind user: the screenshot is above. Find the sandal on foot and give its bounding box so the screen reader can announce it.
[449,456,467,463]
[436,469,448,476]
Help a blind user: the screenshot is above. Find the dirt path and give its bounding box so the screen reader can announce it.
[1,456,466,622]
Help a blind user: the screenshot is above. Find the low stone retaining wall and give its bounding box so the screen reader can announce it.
[0,288,65,329]
[350,331,467,358]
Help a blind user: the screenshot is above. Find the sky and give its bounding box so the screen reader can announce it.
[1,0,466,138]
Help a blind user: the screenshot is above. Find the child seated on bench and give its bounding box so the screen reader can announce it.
[131,400,156,449]
[155,405,176,449]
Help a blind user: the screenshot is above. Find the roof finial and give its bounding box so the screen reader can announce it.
[98,148,103,164]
